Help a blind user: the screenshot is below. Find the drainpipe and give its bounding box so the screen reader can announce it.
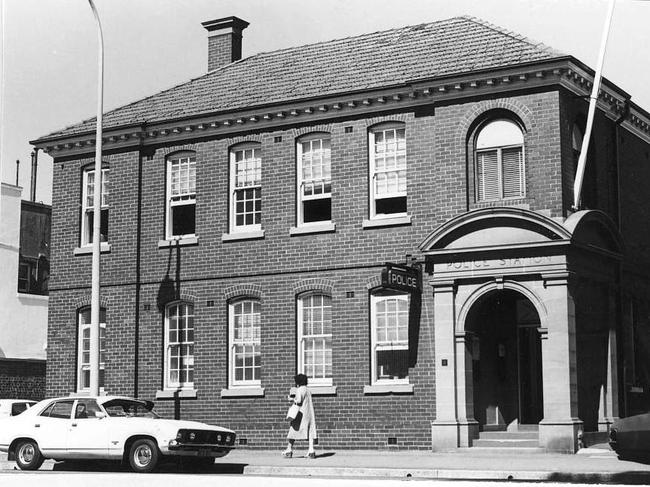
[573,0,616,210]
[30,150,38,201]
[15,160,19,186]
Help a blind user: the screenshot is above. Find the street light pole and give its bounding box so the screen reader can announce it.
[87,0,104,397]
[573,0,616,210]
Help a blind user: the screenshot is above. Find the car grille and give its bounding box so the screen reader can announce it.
[177,429,236,446]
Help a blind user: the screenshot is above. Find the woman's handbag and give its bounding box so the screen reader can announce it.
[286,403,300,421]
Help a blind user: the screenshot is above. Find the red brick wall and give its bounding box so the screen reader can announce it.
[48,89,607,448]
[0,359,45,400]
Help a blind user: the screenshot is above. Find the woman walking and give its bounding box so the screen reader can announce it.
[282,373,317,458]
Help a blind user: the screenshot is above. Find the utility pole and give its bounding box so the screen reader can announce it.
[87,0,104,396]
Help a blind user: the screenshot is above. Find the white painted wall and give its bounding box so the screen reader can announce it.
[0,182,47,360]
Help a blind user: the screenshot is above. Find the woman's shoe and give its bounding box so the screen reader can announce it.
[307,452,316,459]
[281,450,293,458]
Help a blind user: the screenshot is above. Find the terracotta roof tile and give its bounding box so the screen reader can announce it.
[40,16,564,140]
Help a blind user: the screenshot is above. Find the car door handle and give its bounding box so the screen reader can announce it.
[71,423,78,427]
[34,424,40,428]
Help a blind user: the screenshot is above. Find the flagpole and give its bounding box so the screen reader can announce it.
[87,0,104,397]
[573,0,616,210]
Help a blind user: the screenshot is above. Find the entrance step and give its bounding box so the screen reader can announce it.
[466,446,546,455]
[473,438,540,448]
[472,426,540,449]
[478,431,538,440]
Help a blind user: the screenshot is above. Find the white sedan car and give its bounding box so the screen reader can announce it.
[0,399,36,418]
[0,395,236,473]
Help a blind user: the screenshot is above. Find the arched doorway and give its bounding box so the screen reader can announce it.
[466,289,543,430]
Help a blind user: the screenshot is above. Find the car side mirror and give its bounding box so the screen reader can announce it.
[95,411,106,419]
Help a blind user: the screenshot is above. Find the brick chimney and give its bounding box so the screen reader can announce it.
[201,16,249,71]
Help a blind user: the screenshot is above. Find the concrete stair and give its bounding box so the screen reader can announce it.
[471,425,544,452]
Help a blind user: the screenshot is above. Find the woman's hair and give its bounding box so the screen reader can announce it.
[294,373,308,386]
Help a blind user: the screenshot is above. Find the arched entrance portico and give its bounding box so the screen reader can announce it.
[465,289,543,429]
[420,207,623,453]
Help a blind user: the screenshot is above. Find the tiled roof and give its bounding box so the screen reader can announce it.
[41,16,564,140]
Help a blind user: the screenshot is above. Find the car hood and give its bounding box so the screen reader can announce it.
[113,417,234,434]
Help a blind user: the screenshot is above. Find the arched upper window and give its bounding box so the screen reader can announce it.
[474,119,525,201]
[229,143,262,233]
[369,122,407,218]
[166,151,196,239]
[81,166,109,246]
[296,133,332,226]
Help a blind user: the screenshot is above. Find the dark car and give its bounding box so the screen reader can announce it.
[609,413,650,463]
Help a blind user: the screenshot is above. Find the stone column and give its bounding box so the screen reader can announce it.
[599,288,620,431]
[455,331,479,446]
[538,273,583,452]
[430,280,462,450]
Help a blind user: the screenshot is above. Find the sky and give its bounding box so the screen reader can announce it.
[1,0,649,205]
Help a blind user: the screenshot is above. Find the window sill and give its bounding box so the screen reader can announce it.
[363,384,414,395]
[16,293,49,302]
[309,385,337,396]
[220,387,265,398]
[74,243,111,255]
[155,389,198,399]
[221,230,265,242]
[362,215,412,229]
[158,236,199,248]
[290,222,336,236]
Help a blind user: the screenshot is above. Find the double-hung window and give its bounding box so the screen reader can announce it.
[298,293,332,385]
[166,152,196,238]
[369,123,407,218]
[164,302,194,389]
[297,134,332,225]
[81,167,109,245]
[77,307,106,392]
[371,292,409,384]
[229,299,261,386]
[230,144,262,232]
[475,119,525,201]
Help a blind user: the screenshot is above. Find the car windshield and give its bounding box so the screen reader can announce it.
[102,399,159,418]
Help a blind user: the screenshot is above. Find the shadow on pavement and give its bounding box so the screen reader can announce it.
[52,460,247,474]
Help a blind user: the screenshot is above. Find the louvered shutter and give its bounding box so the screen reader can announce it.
[477,150,500,201]
[501,147,524,198]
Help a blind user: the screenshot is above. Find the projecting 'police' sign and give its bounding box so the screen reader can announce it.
[381,263,421,293]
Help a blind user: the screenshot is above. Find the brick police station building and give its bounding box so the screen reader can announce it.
[32,16,650,452]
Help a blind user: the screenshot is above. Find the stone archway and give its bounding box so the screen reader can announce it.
[464,289,543,429]
[421,207,623,453]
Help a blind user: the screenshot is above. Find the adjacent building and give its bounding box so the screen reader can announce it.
[0,181,49,399]
[32,16,650,452]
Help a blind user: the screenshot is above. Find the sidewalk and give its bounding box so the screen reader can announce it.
[3,447,650,483]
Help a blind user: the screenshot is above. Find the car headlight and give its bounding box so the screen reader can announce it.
[189,432,196,441]
[217,434,222,443]
[226,435,232,444]
[176,431,183,441]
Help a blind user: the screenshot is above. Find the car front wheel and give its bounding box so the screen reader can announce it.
[15,440,44,471]
[128,439,159,473]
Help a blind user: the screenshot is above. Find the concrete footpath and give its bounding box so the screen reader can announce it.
[3,446,650,483]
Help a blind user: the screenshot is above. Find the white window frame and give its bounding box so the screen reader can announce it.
[297,293,333,386]
[474,119,525,202]
[166,152,196,239]
[164,302,195,390]
[297,133,332,226]
[229,299,262,387]
[370,292,409,385]
[229,144,262,233]
[81,167,109,246]
[77,307,106,392]
[369,123,407,219]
